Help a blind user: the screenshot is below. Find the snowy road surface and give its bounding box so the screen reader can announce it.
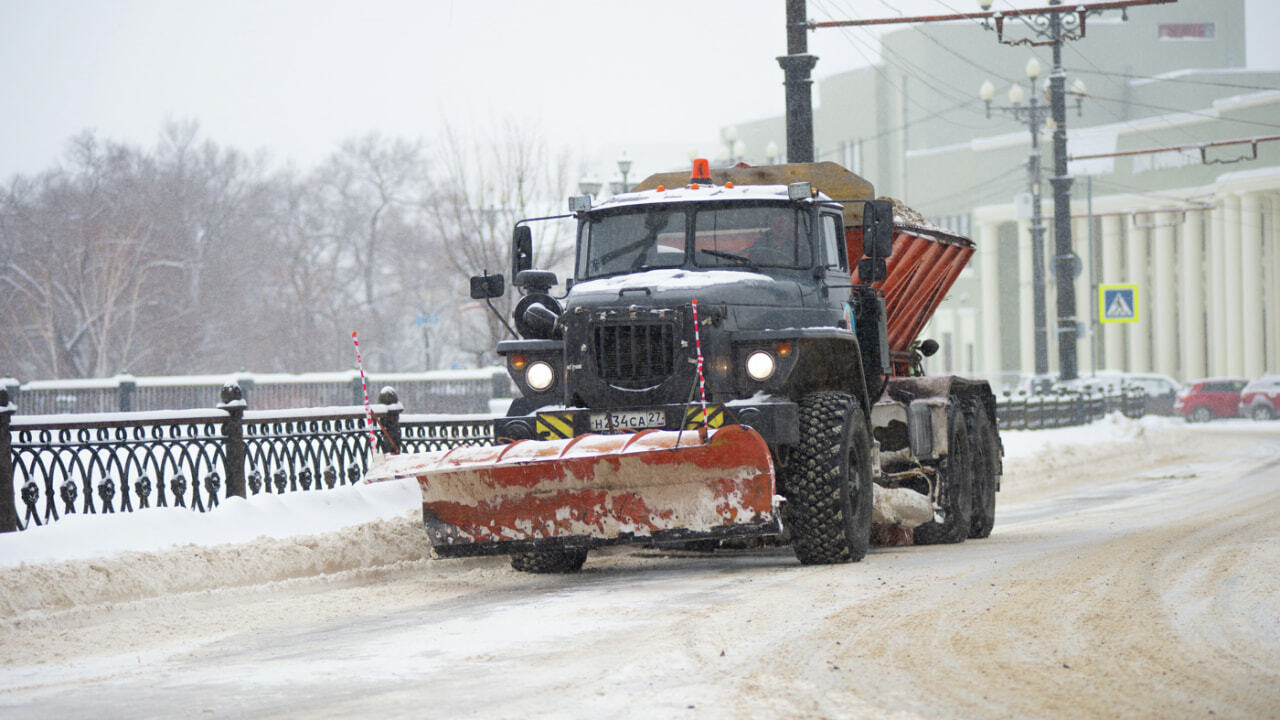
[1,418,1278,718]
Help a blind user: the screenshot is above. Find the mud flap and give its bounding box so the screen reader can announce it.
[364,425,778,558]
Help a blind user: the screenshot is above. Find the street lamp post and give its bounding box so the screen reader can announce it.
[982,58,1051,377]
[723,126,745,165]
[1047,0,1079,381]
[980,0,1091,382]
[981,40,1087,381]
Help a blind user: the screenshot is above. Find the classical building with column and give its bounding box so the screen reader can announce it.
[727,0,1279,387]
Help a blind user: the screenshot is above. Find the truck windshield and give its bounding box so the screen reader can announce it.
[577,204,812,279]
[578,207,686,278]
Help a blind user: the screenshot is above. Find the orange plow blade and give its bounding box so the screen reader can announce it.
[364,425,778,558]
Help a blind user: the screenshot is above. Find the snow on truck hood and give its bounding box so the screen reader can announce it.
[570,268,776,294]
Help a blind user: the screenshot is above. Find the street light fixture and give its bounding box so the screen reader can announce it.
[616,152,632,191]
[765,140,780,164]
[724,126,740,164]
[578,176,602,197]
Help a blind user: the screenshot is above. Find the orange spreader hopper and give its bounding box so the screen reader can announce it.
[849,220,975,376]
[364,425,778,558]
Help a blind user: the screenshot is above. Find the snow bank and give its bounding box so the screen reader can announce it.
[0,479,426,618]
[1000,411,1168,461]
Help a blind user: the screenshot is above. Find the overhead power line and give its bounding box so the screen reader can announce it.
[1069,134,1280,165]
[1063,68,1280,93]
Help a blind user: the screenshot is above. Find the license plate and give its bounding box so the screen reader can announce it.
[589,409,666,431]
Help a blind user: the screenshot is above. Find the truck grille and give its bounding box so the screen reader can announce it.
[593,323,677,389]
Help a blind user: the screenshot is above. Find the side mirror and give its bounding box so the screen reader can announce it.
[862,199,895,259]
[512,225,533,280]
[469,273,505,300]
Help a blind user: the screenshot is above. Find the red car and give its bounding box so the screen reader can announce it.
[1176,377,1248,422]
[1239,375,1280,421]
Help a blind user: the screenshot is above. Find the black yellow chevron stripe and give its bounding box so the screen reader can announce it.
[683,404,725,429]
[535,411,575,440]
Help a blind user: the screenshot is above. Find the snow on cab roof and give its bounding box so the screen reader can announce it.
[591,182,835,211]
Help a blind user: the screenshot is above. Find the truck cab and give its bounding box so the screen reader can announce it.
[480,160,892,449]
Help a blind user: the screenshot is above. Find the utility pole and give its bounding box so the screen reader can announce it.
[779,0,816,163]
[808,0,1175,383]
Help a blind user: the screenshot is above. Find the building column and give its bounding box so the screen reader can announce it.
[1270,193,1280,373]
[978,219,1002,380]
[1179,209,1206,380]
[1209,198,1227,376]
[1018,220,1035,376]
[1152,212,1178,378]
[1223,194,1243,376]
[1102,214,1124,370]
[1126,216,1151,372]
[1241,191,1265,378]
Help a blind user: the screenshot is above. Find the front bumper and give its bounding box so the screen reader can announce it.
[495,397,799,446]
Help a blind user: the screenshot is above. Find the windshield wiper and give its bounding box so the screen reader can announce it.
[699,248,760,271]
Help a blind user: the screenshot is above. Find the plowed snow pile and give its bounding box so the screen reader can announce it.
[0,414,1192,618]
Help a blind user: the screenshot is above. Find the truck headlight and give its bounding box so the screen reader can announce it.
[526,361,555,391]
[745,351,776,381]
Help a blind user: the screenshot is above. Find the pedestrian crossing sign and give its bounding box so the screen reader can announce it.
[1099,284,1139,324]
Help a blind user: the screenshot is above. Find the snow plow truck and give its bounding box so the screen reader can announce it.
[366,160,1002,573]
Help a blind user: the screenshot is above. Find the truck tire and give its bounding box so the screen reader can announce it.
[965,400,999,540]
[510,548,589,573]
[914,404,973,545]
[781,391,874,565]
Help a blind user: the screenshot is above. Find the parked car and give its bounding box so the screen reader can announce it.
[1071,371,1182,416]
[1176,377,1248,422]
[1239,374,1280,420]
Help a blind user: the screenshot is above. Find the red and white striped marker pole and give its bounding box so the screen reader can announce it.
[690,299,710,437]
[351,331,379,454]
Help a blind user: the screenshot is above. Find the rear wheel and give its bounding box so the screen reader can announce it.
[915,404,973,545]
[781,391,874,565]
[966,399,1000,540]
[510,548,589,573]
[1251,404,1275,421]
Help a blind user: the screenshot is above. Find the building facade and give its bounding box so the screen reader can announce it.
[728,0,1279,387]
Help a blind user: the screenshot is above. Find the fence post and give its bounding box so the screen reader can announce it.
[218,382,248,498]
[118,374,136,412]
[377,386,403,454]
[0,388,15,533]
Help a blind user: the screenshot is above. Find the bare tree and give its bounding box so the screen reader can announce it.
[426,118,575,366]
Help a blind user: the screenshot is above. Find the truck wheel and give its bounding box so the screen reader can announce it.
[914,404,973,545]
[781,391,874,565]
[965,400,999,540]
[510,548,589,573]
[1251,404,1274,421]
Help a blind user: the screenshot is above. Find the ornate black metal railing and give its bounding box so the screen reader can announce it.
[994,387,1146,431]
[0,384,495,533]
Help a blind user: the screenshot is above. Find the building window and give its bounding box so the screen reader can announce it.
[1158,23,1214,40]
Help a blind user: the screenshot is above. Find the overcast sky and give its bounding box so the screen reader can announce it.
[2,0,1277,185]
